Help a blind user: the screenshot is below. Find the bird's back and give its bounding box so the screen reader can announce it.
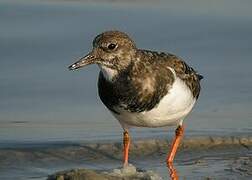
[133,49,202,99]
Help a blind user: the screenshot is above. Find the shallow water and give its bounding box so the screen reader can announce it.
[1,136,252,180]
[0,0,252,179]
[1,0,252,143]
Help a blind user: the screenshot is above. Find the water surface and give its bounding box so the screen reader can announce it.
[1,0,252,145]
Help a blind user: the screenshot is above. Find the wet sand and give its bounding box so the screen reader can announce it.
[48,164,163,180]
[1,135,252,179]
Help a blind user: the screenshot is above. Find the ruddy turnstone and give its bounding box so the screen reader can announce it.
[69,31,203,167]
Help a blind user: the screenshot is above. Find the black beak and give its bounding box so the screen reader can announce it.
[68,53,96,70]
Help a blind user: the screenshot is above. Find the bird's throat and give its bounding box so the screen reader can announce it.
[99,65,118,82]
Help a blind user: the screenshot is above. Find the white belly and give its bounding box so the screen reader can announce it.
[112,77,196,129]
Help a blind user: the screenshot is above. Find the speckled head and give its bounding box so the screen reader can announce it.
[68,31,137,75]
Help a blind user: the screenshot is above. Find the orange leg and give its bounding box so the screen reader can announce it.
[166,125,184,164]
[123,131,130,166]
[167,162,179,180]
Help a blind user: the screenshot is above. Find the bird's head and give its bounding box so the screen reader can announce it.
[69,31,137,80]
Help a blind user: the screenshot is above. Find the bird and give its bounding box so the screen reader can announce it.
[68,30,203,168]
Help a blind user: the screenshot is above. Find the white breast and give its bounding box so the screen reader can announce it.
[112,77,196,129]
[99,65,118,82]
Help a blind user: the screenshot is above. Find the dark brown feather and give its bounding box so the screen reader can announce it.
[98,49,202,114]
[136,50,202,99]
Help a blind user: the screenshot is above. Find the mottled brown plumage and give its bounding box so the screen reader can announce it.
[69,30,202,114]
[135,50,202,99]
[100,48,202,113]
[98,56,175,113]
[68,30,203,168]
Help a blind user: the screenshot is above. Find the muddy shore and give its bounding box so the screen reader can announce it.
[1,135,251,179]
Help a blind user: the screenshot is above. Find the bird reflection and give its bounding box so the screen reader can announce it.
[167,162,179,180]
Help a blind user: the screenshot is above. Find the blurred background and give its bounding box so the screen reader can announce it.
[0,0,252,144]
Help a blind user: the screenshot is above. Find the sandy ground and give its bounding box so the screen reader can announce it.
[0,136,252,179]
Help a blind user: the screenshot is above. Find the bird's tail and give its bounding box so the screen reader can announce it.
[197,74,204,80]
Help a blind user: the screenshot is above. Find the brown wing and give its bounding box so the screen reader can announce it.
[138,50,202,99]
[164,54,202,99]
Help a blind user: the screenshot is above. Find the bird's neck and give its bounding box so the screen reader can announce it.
[99,65,119,82]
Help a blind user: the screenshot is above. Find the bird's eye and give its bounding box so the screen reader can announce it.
[107,43,117,50]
